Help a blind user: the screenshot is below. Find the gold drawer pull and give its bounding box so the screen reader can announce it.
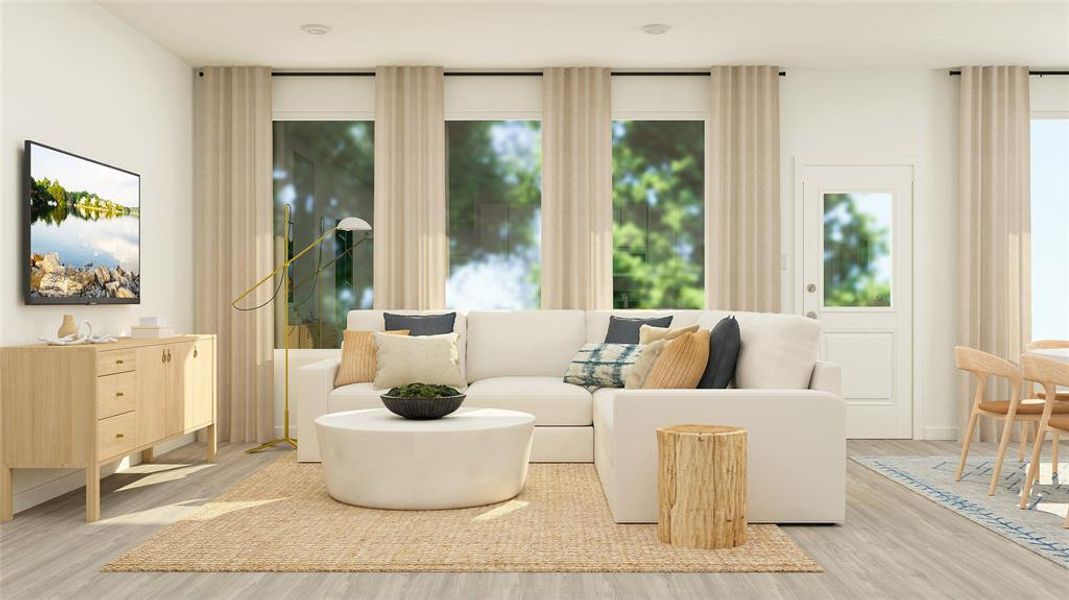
[115,433,125,439]
[116,359,124,364]
[194,347,199,358]
[115,392,125,397]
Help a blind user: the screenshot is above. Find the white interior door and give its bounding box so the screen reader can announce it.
[800,164,913,439]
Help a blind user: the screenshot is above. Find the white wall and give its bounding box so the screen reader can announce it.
[780,69,959,439]
[1,1,195,513]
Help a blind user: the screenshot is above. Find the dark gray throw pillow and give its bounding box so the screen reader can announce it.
[604,315,673,344]
[698,316,741,389]
[383,312,456,336]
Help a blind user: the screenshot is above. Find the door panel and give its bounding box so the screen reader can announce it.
[170,342,194,435]
[190,340,215,428]
[801,164,912,439]
[134,345,169,445]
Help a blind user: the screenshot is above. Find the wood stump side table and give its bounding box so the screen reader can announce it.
[657,424,747,549]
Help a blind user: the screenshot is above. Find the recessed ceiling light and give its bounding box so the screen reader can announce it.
[301,24,332,36]
[641,23,671,35]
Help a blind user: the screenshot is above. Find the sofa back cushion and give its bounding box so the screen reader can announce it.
[585,310,705,344]
[347,310,468,378]
[466,310,586,381]
[698,311,821,389]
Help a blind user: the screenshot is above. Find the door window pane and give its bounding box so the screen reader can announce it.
[612,120,704,309]
[823,192,892,307]
[1031,118,1069,340]
[446,121,541,309]
[272,121,374,349]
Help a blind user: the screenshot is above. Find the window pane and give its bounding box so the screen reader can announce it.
[446,121,541,309]
[1031,118,1069,340]
[272,121,374,349]
[612,121,704,309]
[823,192,892,307]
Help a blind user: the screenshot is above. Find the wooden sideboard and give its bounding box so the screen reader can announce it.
[0,335,217,522]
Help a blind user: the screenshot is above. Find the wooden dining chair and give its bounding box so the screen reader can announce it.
[954,346,1069,495]
[1018,353,1069,528]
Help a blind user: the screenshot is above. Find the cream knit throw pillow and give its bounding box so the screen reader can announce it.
[373,332,465,389]
[335,329,409,387]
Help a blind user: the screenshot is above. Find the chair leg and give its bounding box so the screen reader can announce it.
[1053,432,1060,480]
[989,417,1017,495]
[1020,424,1048,509]
[956,409,981,481]
[1018,421,1029,462]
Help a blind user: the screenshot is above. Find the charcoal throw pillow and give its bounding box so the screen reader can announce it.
[384,312,456,336]
[604,315,673,344]
[563,343,641,389]
[698,315,742,389]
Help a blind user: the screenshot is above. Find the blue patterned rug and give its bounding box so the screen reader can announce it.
[852,455,1069,569]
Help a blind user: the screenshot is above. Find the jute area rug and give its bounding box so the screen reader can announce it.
[104,456,820,573]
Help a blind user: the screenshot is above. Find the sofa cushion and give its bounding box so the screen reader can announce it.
[643,330,710,389]
[373,332,465,389]
[384,312,456,336]
[699,311,821,389]
[466,310,586,381]
[604,315,673,344]
[563,343,641,389]
[585,310,704,344]
[465,376,592,425]
[698,316,741,389]
[328,382,391,413]
[347,310,467,379]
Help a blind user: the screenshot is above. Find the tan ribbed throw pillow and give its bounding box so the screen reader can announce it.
[642,329,711,389]
[335,330,408,387]
[638,323,699,345]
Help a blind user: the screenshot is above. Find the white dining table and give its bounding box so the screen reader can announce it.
[1031,348,1069,362]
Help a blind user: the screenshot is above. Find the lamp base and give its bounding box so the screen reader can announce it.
[245,436,297,454]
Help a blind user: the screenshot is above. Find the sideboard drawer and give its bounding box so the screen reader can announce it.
[97,412,137,459]
[97,348,136,376]
[97,371,136,419]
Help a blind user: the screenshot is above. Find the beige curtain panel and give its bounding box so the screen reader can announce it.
[705,66,781,312]
[193,67,275,444]
[541,67,614,310]
[373,66,447,309]
[957,66,1032,442]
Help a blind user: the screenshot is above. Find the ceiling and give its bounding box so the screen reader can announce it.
[99,1,1069,69]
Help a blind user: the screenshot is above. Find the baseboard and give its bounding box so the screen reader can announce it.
[12,433,195,515]
[921,426,958,441]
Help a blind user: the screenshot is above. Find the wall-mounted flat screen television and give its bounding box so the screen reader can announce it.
[24,141,140,304]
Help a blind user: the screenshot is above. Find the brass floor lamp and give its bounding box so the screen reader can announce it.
[232,204,372,453]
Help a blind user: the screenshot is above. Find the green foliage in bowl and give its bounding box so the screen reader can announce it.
[385,383,462,399]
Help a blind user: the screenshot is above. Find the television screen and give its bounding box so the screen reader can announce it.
[25,141,140,304]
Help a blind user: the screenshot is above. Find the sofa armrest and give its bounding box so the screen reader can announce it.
[809,360,842,396]
[295,358,340,462]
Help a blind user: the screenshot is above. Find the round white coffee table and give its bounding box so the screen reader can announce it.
[314,407,535,510]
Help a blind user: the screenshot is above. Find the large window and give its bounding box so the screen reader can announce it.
[1031,117,1069,340]
[446,120,542,309]
[612,120,705,309]
[272,121,374,349]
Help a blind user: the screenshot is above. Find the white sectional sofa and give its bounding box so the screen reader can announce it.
[297,309,845,524]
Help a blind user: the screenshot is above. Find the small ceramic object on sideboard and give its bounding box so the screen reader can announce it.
[57,314,78,338]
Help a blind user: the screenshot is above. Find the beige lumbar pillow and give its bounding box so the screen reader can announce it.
[373,332,465,389]
[638,323,699,346]
[335,329,409,387]
[625,339,668,388]
[642,329,711,389]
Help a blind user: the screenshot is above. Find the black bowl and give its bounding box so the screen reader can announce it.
[380,394,466,420]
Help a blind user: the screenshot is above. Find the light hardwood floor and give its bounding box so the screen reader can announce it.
[0,440,1064,600]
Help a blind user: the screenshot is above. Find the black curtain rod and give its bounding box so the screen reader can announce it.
[269,70,788,77]
[948,69,1069,76]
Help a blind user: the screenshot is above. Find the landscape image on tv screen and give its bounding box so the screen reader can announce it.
[26,141,140,303]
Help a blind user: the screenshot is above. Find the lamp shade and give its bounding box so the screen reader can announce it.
[337,217,372,232]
